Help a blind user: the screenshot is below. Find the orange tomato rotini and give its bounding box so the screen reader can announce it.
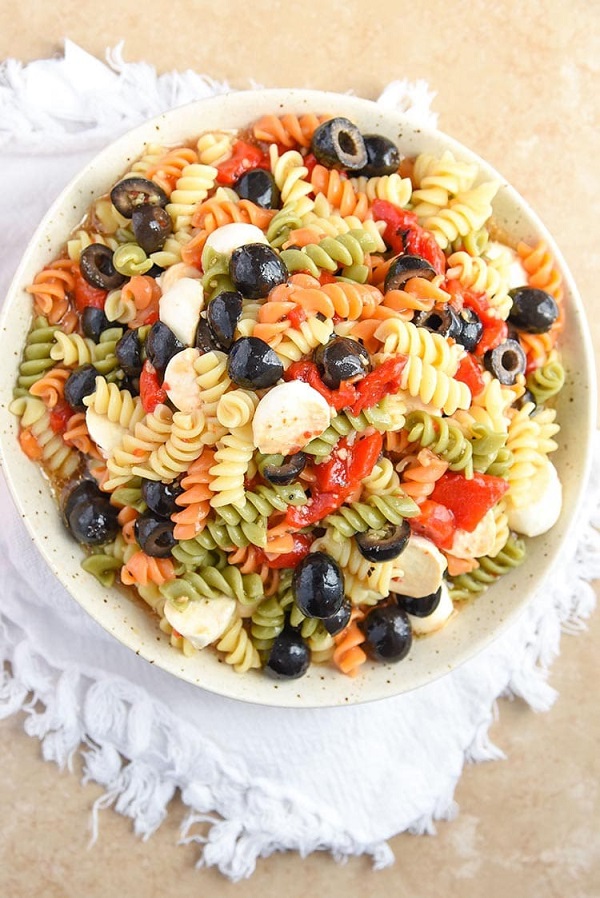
[252,113,331,148]
[121,550,176,587]
[171,449,215,540]
[310,165,370,219]
[333,608,367,677]
[26,259,78,329]
[29,366,70,408]
[145,146,199,195]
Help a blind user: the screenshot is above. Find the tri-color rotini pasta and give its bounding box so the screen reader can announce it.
[11,111,567,680]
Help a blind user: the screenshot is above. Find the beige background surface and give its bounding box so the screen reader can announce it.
[0,2,599,896]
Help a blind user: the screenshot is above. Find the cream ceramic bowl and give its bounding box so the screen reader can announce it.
[0,89,595,708]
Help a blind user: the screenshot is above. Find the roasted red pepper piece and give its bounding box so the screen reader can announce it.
[370,200,446,274]
[454,352,486,397]
[347,431,383,481]
[49,400,74,434]
[404,226,446,275]
[410,499,456,550]
[215,140,268,185]
[314,440,351,492]
[73,271,107,311]
[287,431,383,529]
[350,356,407,415]
[286,305,307,328]
[371,200,418,255]
[285,491,348,529]
[284,360,357,411]
[430,471,509,532]
[313,432,383,494]
[140,360,167,413]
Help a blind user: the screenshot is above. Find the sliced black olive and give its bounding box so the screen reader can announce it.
[115,328,143,377]
[63,481,119,547]
[82,306,111,341]
[80,244,126,291]
[141,479,184,518]
[265,627,310,680]
[313,336,370,389]
[515,388,536,410]
[395,587,442,618]
[195,316,219,353]
[131,205,173,254]
[508,286,559,334]
[233,169,280,209]
[384,255,436,292]
[359,605,412,663]
[145,263,166,279]
[119,374,140,395]
[207,291,243,350]
[63,479,102,524]
[311,117,367,171]
[322,599,352,636]
[355,520,411,563]
[454,307,484,352]
[484,338,527,385]
[227,336,283,389]
[229,243,288,299]
[354,134,401,177]
[64,364,98,411]
[260,452,306,485]
[292,552,345,619]
[134,512,176,557]
[110,177,169,219]
[413,304,462,339]
[145,321,185,375]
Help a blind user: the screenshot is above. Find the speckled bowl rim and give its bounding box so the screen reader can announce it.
[0,88,595,708]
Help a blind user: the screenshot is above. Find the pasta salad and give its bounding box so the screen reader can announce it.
[11,112,565,680]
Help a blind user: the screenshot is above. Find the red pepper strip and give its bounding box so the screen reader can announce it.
[313,431,384,494]
[410,499,456,550]
[430,471,509,532]
[454,353,486,397]
[302,152,319,177]
[254,533,314,569]
[318,271,338,286]
[49,400,74,435]
[215,140,269,185]
[73,271,107,311]
[285,490,348,529]
[286,305,307,328]
[349,356,407,415]
[370,199,446,274]
[288,431,384,529]
[404,226,446,276]
[313,437,351,492]
[140,360,168,413]
[371,200,418,255]
[347,431,383,481]
[284,360,357,411]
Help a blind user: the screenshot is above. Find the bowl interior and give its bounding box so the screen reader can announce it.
[0,89,595,707]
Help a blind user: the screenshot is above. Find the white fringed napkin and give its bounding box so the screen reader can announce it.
[1,42,599,882]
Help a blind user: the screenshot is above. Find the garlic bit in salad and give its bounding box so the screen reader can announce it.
[252,381,331,455]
